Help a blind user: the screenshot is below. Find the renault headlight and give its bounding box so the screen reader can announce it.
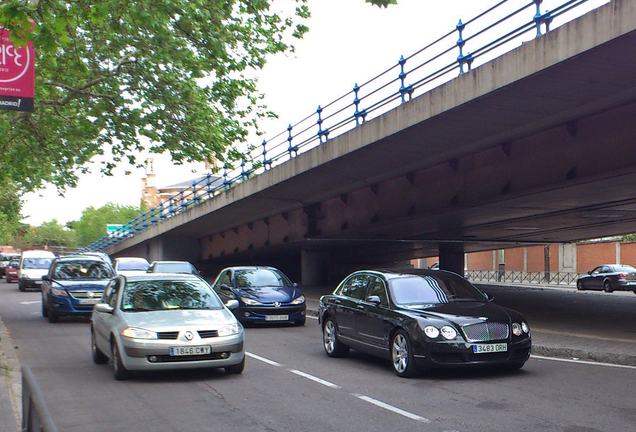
[121,327,157,340]
[218,322,242,337]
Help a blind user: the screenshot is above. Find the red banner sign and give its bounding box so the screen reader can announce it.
[0,27,35,112]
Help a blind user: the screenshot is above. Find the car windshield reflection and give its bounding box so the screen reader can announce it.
[391,274,486,306]
[54,260,114,280]
[121,280,223,312]
[234,269,292,288]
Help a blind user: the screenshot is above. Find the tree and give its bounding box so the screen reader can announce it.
[22,219,78,249]
[0,184,23,244]
[0,1,310,193]
[72,202,145,246]
[367,0,398,6]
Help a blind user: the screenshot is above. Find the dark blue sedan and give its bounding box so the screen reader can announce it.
[211,266,306,326]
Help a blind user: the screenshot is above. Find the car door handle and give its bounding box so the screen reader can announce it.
[356,304,365,310]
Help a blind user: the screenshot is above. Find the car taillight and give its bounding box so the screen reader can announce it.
[618,273,627,277]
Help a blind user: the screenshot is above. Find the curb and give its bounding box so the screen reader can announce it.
[0,317,21,431]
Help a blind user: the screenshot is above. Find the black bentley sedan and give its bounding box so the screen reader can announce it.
[576,264,636,293]
[318,269,531,377]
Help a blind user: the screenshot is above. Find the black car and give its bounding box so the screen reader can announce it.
[576,264,636,293]
[211,266,306,326]
[41,255,115,323]
[318,269,531,377]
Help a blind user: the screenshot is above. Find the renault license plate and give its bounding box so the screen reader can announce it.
[170,346,211,356]
[473,343,507,354]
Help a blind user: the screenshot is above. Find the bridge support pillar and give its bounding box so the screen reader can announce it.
[301,249,330,287]
[439,242,465,276]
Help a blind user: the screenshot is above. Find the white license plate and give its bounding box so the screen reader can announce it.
[473,343,507,354]
[79,298,101,305]
[265,314,289,321]
[170,346,211,356]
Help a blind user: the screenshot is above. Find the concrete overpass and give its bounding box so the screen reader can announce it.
[105,0,636,285]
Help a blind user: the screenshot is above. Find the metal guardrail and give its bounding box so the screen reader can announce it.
[80,0,607,253]
[21,366,58,432]
[467,270,584,285]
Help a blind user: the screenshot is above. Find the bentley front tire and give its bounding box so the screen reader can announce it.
[391,330,418,378]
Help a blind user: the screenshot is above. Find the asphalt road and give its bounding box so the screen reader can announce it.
[1,280,636,432]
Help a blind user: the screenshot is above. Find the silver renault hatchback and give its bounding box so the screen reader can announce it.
[90,273,245,380]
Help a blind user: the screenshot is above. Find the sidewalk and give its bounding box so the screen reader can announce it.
[0,318,20,432]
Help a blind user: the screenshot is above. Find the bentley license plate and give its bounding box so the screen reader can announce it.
[473,343,507,354]
[170,346,211,356]
[265,314,288,321]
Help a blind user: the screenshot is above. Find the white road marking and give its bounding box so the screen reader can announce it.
[245,352,283,367]
[531,354,636,370]
[20,301,40,305]
[352,394,431,423]
[307,315,318,320]
[288,369,341,389]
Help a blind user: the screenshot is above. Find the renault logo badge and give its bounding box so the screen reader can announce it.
[184,331,194,341]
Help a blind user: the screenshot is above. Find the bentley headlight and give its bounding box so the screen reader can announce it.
[121,327,157,340]
[241,297,262,305]
[218,322,242,337]
[290,295,306,305]
[423,325,440,339]
[521,322,530,334]
[512,323,522,336]
[440,326,457,340]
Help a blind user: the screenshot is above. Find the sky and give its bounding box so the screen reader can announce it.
[20,0,606,226]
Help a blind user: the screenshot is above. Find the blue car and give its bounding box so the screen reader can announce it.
[41,255,115,323]
[211,266,306,326]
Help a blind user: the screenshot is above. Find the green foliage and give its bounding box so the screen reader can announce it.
[0,0,310,193]
[22,219,78,248]
[623,233,636,242]
[72,202,144,246]
[366,0,398,7]
[0,185,23,244]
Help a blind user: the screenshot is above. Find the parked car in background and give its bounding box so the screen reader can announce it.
[577,264,636,293]
[78,252,112,264]
[147,261,201,275]
[5,259,20,283]
[18,250,56,292]
[90,273,245,380]
[0,253,21,277]
[211,266,306,326]
[41,255,115,323]
[113,257,150,276]
[318,269,531,377]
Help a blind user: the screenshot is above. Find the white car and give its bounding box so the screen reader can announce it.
[113,257,150,276]
[90,273,245,380]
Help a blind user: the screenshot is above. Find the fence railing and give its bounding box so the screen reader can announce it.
[21,366,59,432]
[80,0,607,253]
[467,270,584,285]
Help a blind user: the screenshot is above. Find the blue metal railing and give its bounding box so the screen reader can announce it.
[80,0,607,252]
